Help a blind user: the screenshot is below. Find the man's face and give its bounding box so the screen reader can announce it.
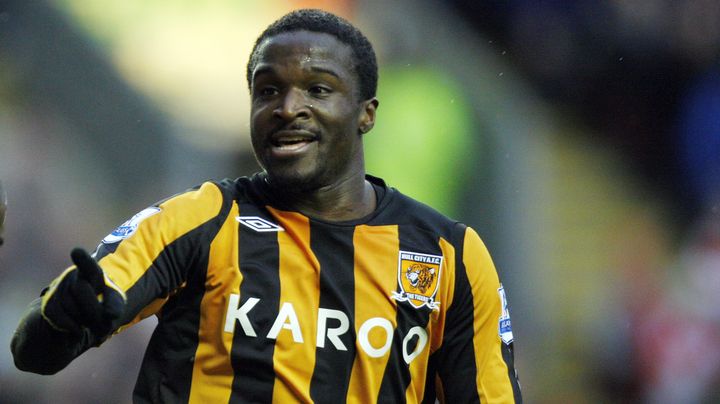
[249,30,375,192]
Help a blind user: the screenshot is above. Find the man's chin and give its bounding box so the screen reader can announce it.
[264,170,320,194]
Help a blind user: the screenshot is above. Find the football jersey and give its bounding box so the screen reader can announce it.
[89,173,520,403]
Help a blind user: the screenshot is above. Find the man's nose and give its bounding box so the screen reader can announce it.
[274,88,311,120]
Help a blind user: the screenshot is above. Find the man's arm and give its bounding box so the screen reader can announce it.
[11,181,229,375]
[435,226,522,403]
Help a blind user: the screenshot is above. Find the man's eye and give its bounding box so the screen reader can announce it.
[309,85,331,95]
[258,87,278,96]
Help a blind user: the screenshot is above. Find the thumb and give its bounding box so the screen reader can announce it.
[70,247,105,294]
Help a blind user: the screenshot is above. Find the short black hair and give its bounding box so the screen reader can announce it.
[246,9,378,101]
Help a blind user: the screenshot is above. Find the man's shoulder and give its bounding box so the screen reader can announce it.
[210,175,251,194]
[188,174,262,204]
[155,174,260,214]
[374,179,464,237]
[395,192,459,225]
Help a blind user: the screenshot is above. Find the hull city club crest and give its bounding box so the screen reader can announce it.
[391,250,443,310]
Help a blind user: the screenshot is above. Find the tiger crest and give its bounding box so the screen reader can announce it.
[392,251,443,310]
[405,264,436,293]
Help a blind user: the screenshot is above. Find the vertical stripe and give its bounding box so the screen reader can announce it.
[429,237,456,354]
[309,223,356,402]
[269,208,320,403]
[378,224,438,403]
[230,205,282,403]
[435,225,480,403]
[463,227,516,403]
[188,202,241,403]
[129,183,230,403]
[409,237,456,403]
[420,236,457,404]
[502,343,522,402]
[346,225,399,403]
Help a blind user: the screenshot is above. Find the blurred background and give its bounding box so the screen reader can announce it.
[1,0,719,402]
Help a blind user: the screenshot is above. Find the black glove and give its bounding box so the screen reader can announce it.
[41,248,126,337]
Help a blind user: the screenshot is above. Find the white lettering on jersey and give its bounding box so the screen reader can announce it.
[357,317,394,358]
[267,302,303,343]
[402,326,428,364]
[224,295,260,335]
[317,308,350,350]
[223,295,428,363]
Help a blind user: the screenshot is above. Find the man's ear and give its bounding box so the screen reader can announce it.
[358,98,379,134]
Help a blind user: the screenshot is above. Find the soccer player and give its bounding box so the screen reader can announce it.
[11,9,521,403]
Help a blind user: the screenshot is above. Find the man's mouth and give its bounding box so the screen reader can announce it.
[269,130,318,154]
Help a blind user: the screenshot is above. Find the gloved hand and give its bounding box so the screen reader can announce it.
[41,248,126,337]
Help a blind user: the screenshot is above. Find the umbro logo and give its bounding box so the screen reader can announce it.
[236,216,284,232]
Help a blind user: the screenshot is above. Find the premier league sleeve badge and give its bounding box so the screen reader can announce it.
[498,285,514,345]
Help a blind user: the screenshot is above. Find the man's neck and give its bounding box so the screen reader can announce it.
[265,174,377,222]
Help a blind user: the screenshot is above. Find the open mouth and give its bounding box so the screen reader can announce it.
[269,130,318,154]
[272,136,314,150]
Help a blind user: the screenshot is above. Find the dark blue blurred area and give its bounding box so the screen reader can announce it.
[451,0,720,221]
[678,70,720,205]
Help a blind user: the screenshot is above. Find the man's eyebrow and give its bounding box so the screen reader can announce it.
[252,65,275,81]
[310,66,341,79]
[252,64,342,81]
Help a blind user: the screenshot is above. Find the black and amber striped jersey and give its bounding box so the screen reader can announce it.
[86,173,520,403]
